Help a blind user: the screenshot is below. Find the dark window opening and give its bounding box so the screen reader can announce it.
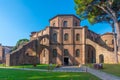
[76,34,80,41]
[53,49,57,57]
[112,39,114,44]
[75,22,78,26]
[76,49,80,57]
[64,33,68,41]
[53,33,57,42]
[63,21,68,27]
[64,49,69,56]
[53,23,55,27]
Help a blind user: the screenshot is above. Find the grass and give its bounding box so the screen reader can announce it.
[85,64,120,77]
[11,64,56,70]
[0,68,100,80]
[0,64,56,70]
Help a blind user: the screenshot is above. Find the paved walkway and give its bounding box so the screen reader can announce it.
[54,66,84,72]
[55,66,120,80]
[83,66,120,80]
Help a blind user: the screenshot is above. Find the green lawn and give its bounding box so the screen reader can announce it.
[11,64,56,70]
[85,64,120,77]
[101,64,120,77]
[0,68,100,80]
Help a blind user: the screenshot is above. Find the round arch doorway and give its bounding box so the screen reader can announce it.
[86,45,96,63]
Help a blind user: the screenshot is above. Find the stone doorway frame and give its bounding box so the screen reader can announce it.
[64,57,69,65]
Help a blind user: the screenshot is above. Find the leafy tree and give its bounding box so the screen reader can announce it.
[12,39,29,51]
[74,0,120,63]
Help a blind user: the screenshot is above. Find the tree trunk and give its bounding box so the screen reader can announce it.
[114,21,119,63]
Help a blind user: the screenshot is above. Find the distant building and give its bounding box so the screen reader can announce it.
[6,14,120,66]
[0,44,13,63]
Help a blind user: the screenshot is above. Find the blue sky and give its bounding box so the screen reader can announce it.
[0,0,112,46]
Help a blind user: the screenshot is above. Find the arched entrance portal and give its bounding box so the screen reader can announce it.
[86,45,96,63]
[39,48,49,64]
[99,54,104,63]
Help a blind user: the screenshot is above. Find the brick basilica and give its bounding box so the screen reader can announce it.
[6,14,120,66]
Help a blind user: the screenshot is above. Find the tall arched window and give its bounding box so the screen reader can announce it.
[53,23,55,27]
[76,34,80,41]
[112,39,114,44]
[64,33,68,41]
[99,54,104,63]
[64,49,69,56]
[53,33,57,42]
[53,49,57,57]
[74,22,78,26]
[76,49,80,57]
[63,21,68,27]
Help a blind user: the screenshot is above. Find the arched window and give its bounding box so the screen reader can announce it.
[64,33,68,41]
[53,33,57,42]
[74,22,78,26]
[76,49,80,57]
[64,49,69,56]
[53,23,55,27]
[63,21,68,27]
[44,38,46,42]
[99,54,104,63]
[76,34,80,41]
[53,49,57,57]
[112,39,114,44]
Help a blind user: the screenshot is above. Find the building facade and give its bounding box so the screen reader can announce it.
[6,14,120,66]
[0,44,13,63]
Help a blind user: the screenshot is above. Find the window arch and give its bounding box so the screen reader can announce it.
[76,34,80,41]
[64,33,68,41]
[64,49,69,56]
[76,49,80,57]
[53,49,57,57]
[63,21,68,27]
[53,33,57,42]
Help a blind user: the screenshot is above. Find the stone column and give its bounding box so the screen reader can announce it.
[82,27,88,64]
[5,53,10,66]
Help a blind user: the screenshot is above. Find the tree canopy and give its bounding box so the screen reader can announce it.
[74,0,120,25]
[74,0,120,63]
[12,39,29,51]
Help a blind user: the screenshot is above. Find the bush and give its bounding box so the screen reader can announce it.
[56,64,61,68]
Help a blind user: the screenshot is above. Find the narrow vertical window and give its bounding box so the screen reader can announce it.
[64,49,69,56]
[63,21,68,27]
[53,23,55,27]
[112,39,114,44]
[75,22,78,26]
[53,33,57,42]
[76,34,80,41]
[64,33,68,41]
[76,49,80,57]
[53,49,57,57]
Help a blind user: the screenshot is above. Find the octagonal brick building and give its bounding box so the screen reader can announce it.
[6,14,120,66]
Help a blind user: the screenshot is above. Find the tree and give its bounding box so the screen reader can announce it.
[74,0,120,63]
[12,39,29,51]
